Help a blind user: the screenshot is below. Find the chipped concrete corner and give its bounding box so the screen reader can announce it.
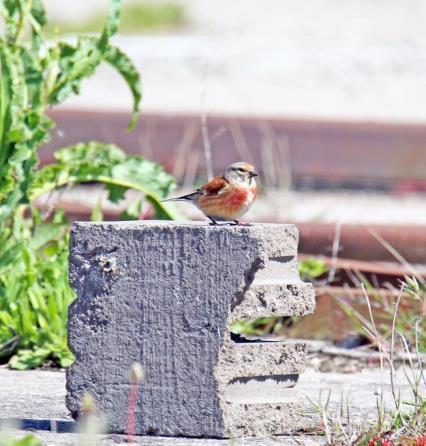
[66,221,315,438]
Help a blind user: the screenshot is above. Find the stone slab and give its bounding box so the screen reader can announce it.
[0,367,420,446]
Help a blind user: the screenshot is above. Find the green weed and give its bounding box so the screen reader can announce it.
[47,1,187,36]
[0,208,74,369]
[299,256,329,282]
[0,433,43,446]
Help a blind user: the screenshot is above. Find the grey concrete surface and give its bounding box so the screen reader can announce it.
[0,367,69,420]
[0,366,421,445]
[43,0,426,123]
[66,221,314,437]
[2,430,324,446]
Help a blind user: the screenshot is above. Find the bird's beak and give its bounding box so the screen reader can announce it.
[249,170,258,178]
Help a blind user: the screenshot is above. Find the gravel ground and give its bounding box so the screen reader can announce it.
[43,0,426,123]
[0,365,422,445]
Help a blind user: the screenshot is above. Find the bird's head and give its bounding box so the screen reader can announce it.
[223,162,258,187]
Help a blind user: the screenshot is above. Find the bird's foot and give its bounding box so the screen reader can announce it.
[229,220,252,226]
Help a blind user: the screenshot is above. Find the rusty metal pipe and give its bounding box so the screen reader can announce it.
[297,222,426,264]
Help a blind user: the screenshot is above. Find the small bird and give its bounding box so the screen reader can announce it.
[163,162,258,225]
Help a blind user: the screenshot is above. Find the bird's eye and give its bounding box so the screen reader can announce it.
[237,168,245,172]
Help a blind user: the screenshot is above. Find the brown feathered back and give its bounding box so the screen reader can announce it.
[201,176,229,194]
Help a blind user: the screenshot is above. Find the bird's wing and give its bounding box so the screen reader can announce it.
[161,177,229,202]
[201,176,230,195]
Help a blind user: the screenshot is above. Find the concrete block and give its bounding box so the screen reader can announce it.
[66,221,315,437]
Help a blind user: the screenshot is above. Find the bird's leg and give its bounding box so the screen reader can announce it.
[207,216,219,226]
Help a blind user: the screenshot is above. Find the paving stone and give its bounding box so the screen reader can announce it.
[0,367,419,445]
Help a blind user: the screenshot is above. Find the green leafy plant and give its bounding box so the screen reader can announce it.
[0,0,176,369]
[31,142,176,219]
[299,256,328,282]
[0,432,43,446]
[0,208,74,369]
[0,0,176,227]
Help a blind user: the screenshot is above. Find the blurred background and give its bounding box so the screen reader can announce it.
[39,0,426,345]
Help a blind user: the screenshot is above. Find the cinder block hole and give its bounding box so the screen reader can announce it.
[230,332,280,343]
[230,316,294,343]
[225,374,299,404]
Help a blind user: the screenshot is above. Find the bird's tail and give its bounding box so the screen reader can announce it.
[161,192,198,203]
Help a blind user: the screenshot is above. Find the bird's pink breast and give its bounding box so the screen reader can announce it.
[225,188,250,207]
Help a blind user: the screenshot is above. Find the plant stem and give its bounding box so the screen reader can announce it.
[127,375,138,443]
